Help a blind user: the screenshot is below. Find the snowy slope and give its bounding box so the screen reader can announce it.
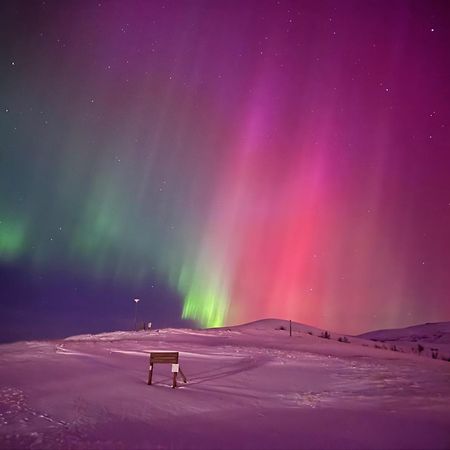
[358,322,450,359]
[358,321,450,343]
[0,319,449,450]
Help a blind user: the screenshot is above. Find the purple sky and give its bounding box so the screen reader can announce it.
[1,1,449,342]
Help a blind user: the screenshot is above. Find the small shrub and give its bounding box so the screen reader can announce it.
[307,331,313,336]
[390,345,398,352]
[338,336,350,343]
[320,331,331,339]
[431,348,439,359]
[277,326,286,331]
[417,344,424,355]
[375,344,382,349]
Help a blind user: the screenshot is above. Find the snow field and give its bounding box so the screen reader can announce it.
[0,319,449,449]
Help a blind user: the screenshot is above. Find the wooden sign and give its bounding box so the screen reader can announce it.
[150,352,179,364]
[148,352,187,388]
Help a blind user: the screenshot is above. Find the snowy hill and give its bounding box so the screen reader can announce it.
[0,319,449,449]
[358,321,450,343]
[358,321,450,360]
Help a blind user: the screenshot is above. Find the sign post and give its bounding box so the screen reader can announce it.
[148,352,187,388]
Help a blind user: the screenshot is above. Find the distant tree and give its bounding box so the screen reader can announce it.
[320,331,330,339]
[431,348,439,359]
[417,344,424,355]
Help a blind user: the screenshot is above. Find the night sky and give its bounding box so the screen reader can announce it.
[1,0,450,343]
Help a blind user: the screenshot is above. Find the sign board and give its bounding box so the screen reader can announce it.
[150,352,179,364]
[147,352,187,388]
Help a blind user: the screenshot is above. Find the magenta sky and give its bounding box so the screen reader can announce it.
[1,1,449,341]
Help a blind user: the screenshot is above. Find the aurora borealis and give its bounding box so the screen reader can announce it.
[1,1,450,342]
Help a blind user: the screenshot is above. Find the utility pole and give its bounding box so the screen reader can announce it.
[289,320,292,337]
[134,298,140,331]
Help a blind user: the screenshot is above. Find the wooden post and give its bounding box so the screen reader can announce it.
[178,367,187,384]
[289,320,292,337]
[148,362,153,385]
[172,371,177,389]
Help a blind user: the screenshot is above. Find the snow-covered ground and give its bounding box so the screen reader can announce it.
[358,322,450,360]
[0,319,449,449]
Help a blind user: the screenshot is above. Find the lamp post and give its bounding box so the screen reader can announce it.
[134,298,140,331]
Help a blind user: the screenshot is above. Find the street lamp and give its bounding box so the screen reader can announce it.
[134,298,140,331]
